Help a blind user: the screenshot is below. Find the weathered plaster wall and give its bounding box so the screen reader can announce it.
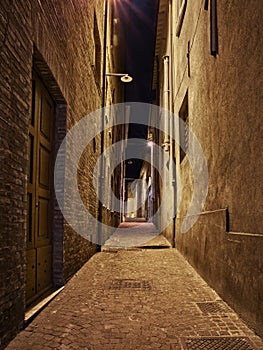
[176,210,263,338]
[172,0,263,337]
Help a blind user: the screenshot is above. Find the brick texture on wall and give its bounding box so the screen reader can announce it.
[0,1,32,348]
[0,0,117,348]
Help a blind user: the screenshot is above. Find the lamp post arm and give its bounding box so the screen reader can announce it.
[106,73,129,77]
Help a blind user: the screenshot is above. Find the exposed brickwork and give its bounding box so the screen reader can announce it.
[0,0,122,348]
[52,103,67,288]
[0,0,32,348]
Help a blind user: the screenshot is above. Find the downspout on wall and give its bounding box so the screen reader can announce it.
[169,0,176,248]
[98,0,109,246]
[162,55,170,151]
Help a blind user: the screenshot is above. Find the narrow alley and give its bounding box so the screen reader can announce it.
[0,0,262,349]
[5,222,263,350]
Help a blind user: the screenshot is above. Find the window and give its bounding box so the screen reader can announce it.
[210,0,218,56]
[93,138,96,153]
[176,0,187,37]
[93,13,102,86]
[110,5,115,46]
[179,91,189,163]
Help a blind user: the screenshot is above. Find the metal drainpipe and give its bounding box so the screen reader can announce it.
[169,0,176,248]
[155,55,160,227]
[150,140,154,222]
[120,140,124,221]
[163,55,170,150]
[162,54,170,239]
[98,0,108,246]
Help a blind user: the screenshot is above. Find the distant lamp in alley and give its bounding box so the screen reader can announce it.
[106,72,133,83]
[147,141,153,147]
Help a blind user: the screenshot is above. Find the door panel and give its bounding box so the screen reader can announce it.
[39,147,50,187]
[40,96,52,141]
[26,73,54,305]
[38,197,49,240]
[37,246,52,294]
[26,249,37,301]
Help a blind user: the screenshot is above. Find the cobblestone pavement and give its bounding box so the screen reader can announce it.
[6,248,263,350]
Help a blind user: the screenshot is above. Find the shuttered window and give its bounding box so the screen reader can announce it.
[179,91,189,163]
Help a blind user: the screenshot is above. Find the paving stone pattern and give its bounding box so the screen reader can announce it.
[5,249,263,350]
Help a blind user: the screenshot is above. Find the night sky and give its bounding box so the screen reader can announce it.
[119,0,158,177]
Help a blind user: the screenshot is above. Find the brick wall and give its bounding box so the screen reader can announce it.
[0,0,122,347]
[0,1,32,347]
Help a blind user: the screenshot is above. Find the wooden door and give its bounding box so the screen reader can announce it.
[26,73,54,305]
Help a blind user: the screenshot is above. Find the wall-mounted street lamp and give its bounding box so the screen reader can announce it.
[98,0,133,242]
[106,72,133,83]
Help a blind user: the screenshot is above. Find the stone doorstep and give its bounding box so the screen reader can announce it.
[101,234,172,252]
[139,234,172,248]
[24,286,64,325]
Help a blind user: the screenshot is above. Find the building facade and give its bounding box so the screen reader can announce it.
[0,0,125,347]
[153,0,263,337]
